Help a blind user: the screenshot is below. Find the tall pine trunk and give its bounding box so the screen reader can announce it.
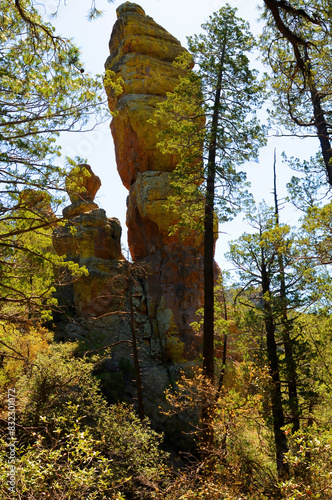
[202,37,226,450]
[273,152,300,433]
[129,268,145,422]
[261,243,289,479]
[308,77,332,185]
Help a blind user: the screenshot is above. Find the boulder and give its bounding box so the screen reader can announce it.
[54,210,123,262]
[66,164,101,203]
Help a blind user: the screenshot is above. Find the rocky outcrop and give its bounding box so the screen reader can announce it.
[53,164,181,421]
[105,2,204,355]
[53,164,126,317]
[62,164,101,218]
[52,4,215,435]
[105,2,187,188]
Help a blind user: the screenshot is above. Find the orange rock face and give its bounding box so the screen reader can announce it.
[105,2,187,189]
[105,2,205,351]
[53,165,125,318]
[66,164,101,203]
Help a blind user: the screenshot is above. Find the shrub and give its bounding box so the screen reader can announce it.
[0,341,167,499]
[280,428,332,499]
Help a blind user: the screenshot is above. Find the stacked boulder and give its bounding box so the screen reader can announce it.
[53,164,127,319]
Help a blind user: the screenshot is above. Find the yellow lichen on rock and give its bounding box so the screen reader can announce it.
[105,1,187,186]
[104,2,206,355]
[106,54,185,98]
[65,164,101,204]
[53,165,124,264]
[73,258,129,317]
[165,335,186,364]
[134,171,177,231]
[54,210,124,261]
[109,33,185,67]
[116,2,145,16]
[110,95,178,188]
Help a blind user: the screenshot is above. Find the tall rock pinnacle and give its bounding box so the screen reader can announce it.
[105,2,204,354]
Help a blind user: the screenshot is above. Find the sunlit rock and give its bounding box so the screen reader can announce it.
[105,2,205,347]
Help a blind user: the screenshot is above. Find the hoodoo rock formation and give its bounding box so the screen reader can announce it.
[53,164,188,419]
[52,3,215,426]
[105,1,204,355]
[53,164,127,318]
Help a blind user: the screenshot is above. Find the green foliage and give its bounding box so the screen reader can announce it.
[152,4,266,235]
[0,340,167,499]
[284,153,329,212]
[1,2,332,498]
[227,201,316,312]
[292,312,332,417]
[260,0,332,187]
[0,322,52,388]
[226,193,332,479]
[33,0,115,22]
[103,70,125,112]
[0,199,87,322]
[85,0,115,21]
[0,0,104,323]
[260,0,332,134]
[0,0,104,194]
[163,365,276,499]
[299,201,332,271]
[280,428,332,499]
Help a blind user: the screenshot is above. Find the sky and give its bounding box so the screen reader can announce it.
[46,0,321,268]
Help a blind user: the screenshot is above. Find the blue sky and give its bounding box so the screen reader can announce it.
[49,0,321,268]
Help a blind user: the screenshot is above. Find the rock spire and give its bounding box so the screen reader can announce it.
[105,2,204,352]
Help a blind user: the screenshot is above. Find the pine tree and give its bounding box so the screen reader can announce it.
[0,0,104,322]
[153,4,265,451]
[154,4,265,384]
[261,0,332,185]
[227,203,298,478]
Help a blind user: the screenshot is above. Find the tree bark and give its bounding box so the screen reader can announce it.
[261,243,289,479]
[217,282,228,395]
[202,35,226,450]
[203,41,226,384]
[309,82,332,185]
[273,151,300,433]
[129,269,145,422]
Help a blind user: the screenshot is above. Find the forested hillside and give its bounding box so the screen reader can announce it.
[1,1,332,499]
